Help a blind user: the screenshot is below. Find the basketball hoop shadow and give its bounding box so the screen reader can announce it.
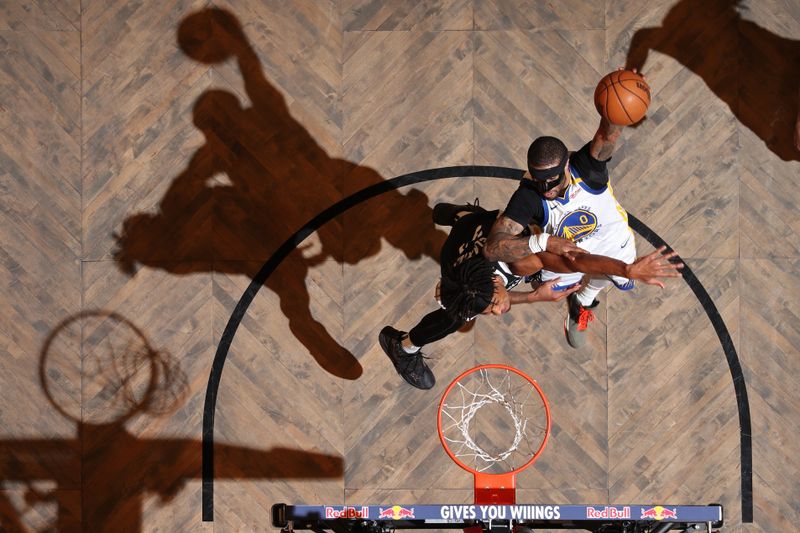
[0,310,343,532]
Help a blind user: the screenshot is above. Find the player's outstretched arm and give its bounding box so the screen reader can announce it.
[508,253,543,275]
[484,215,586,263]
[590,116,624,161]
[508,278,579,305]
[531,246,683,288]
[623,246,684,288]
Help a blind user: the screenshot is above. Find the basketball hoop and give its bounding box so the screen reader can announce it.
[437,364,551,505]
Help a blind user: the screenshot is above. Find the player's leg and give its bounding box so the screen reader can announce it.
[575,277,612,307]
[532,268,598,348]
[565,233,637,348]
[379,309,464,390]
[564,279,606,348]
[407,308,465,346]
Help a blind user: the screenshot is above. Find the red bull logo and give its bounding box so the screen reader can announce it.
[378,505,415,520]
[586,506,630,519]
[325,506,369,519]
[640,506,678,520]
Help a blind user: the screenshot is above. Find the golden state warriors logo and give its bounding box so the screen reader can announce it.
[556,209,597,242]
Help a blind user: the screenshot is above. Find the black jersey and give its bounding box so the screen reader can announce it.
[440,209,523,291]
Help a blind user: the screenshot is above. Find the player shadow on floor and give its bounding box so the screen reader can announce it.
[0,311,344,532]
[625,0,799,161]
[113,8,447,381]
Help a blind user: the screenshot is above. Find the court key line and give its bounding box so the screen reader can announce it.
[201,166,753,523]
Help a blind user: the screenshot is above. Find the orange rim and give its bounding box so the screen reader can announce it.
[437,363,552,479]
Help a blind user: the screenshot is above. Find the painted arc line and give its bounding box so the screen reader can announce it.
[201,166,752,524]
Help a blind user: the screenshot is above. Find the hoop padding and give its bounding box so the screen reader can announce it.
[437,364,551,504]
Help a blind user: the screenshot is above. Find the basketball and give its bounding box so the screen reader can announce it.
[593,70,651,125]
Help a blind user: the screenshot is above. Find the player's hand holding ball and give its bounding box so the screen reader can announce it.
[594,68,651,126]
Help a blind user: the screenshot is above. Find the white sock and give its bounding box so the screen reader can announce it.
[401,337,420,353]
[577,278,611,307]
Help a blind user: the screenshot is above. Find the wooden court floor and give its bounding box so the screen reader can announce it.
[1,0,798,531]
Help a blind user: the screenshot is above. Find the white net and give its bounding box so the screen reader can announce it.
[439,366,549,475]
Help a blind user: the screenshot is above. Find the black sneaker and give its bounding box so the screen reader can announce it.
[379,326,435,390]
[432,199,482,226]
[564,293,599,349]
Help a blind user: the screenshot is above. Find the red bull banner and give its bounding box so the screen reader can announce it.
[276,503,721,525]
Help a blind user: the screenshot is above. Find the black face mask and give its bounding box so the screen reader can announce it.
[526,152,569,194]
[528,171,565,193]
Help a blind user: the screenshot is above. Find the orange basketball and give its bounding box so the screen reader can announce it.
[594,70,651,126]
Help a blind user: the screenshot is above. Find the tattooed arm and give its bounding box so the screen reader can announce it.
[590,116,624,161]
[484,215,531,262]
[484,215,586,263]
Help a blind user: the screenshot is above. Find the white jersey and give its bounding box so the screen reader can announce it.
[539,172,636,290]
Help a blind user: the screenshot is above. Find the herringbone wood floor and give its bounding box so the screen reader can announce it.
[1,0,798,531]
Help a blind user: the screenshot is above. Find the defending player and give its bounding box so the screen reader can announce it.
[380,203,682,389]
